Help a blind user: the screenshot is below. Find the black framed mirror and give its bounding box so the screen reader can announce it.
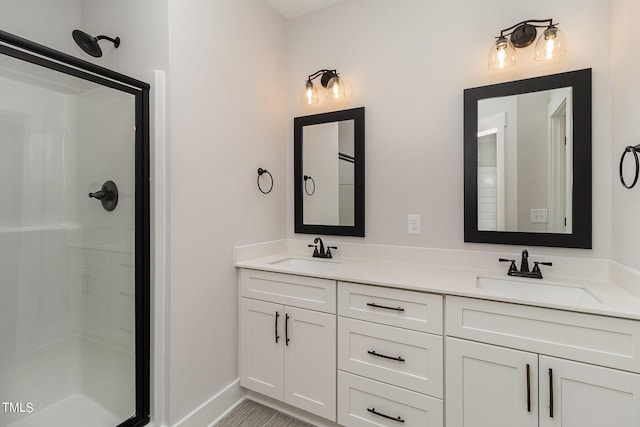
[294,107,365,236]
[464,69,591,248]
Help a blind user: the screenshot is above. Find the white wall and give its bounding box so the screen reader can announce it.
[0,0,82,56]
[286,0,612,259]
[0,0,168,78]
[79,0,170,81]
[166,0,286,423]
[611,0,640,271]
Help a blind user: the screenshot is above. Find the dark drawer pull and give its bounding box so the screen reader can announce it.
[526,364,531,412]
[285,314,290,346]
[549,368,554,418]
[367,407,405,423]
[367,350,405,362]
[275,312,280,343]
[366,302,405,312]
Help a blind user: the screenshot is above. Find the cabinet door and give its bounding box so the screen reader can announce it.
[284,306,336,421]
[446,337,538,427]
[239,298,284,400]
[539,356,640,427]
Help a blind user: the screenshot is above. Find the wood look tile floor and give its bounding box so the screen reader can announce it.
[216,400,316,427]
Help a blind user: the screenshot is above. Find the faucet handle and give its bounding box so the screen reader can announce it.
[326,246,338,259]
[499,258,518,273]
[308,244,319,256]
[532,261,553,273]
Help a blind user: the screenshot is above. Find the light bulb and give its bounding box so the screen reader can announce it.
[545,38,555,60]
[488,37,515,70]
[534,26,566,62]
[497,47,506,69]
[326,76,346,101]
[300,80,318,104]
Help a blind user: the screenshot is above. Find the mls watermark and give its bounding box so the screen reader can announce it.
[2,402,34,414]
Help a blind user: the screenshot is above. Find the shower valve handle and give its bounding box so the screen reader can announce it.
[88,180,119,212]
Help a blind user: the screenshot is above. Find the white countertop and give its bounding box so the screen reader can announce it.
[236,248,640,321]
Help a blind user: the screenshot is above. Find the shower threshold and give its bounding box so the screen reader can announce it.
[6,394,119,427]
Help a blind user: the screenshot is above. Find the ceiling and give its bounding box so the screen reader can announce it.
[265,0,345,19]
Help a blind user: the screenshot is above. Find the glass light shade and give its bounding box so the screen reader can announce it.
[326,76,346,100]
[300,81,319,104]
[488,37,516,70]
[534,26,567,61]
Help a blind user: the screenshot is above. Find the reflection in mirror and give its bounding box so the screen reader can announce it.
[303,120,355,226]
[464,69,591,248]
[477,87,572,233]
[294,107,365,236]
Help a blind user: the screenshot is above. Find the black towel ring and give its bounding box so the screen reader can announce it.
[257,168,273,194]
[303,175,315,195]
[619,145,640,189]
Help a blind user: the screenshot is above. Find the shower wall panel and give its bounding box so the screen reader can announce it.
[0,75,80,426]
[75,87,135,251]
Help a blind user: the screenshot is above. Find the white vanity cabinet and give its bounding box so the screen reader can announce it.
[237,260,640,427]
[337,282,444,427]
[239,269,337,421]
[445,296,640,427]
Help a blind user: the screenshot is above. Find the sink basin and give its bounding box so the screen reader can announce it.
[269,257,341,272]
[476,277,601,304]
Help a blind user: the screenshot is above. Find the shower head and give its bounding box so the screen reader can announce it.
[72,29,120,58]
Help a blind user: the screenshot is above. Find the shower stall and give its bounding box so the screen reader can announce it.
[0,31,150,427]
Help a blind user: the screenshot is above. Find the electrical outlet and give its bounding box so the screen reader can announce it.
[408,214,421,235]
[530,209,548,223]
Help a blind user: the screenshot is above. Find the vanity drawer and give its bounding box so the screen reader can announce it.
[239,269,336,313]
[338,371,443,427]
[338,317,443,397]
[446,296,640,373]
[338,282,442,334]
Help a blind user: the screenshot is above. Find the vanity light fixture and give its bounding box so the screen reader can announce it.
[300,69,346,104]
[488,19,566,70]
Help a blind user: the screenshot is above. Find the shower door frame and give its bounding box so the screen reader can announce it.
[0,30,151,427]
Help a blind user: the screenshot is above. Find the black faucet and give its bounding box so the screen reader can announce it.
[308,237,337,259]
[520,249,529,273]
[499,249,552,279]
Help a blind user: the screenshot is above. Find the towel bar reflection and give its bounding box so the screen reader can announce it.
[619,144,640,189]
[303,175,315,195]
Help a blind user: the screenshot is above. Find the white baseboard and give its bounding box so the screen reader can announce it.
[173,380,244,427]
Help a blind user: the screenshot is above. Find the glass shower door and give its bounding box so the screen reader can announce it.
[0,36,149,427]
